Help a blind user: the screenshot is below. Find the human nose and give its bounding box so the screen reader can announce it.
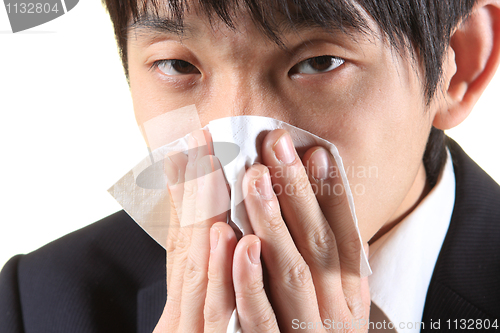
[196,74,293,126]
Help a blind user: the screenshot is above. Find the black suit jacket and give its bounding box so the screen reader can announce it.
[421,139,500,328]
[1,140,499,332]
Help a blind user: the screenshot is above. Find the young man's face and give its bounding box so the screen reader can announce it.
[126,4,443,241]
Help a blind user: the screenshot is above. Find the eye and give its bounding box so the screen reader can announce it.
[152,60,200,76]
[293,56,345,75]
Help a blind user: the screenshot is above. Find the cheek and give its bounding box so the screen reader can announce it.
[301,61,432,234]
[349,87,429,232]
[128,52,160,128]
[129,73,191,128]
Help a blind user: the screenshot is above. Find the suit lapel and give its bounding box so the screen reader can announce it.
[421,138,500,329]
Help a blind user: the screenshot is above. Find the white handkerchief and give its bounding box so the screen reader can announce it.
[108,116,372,332]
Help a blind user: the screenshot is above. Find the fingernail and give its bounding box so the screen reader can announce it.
[210,226,220,252]
[255,172,274,200]
[273,133,296,165]
[164,155,179,186]
[247,241,261,264]
[310,148,330,181]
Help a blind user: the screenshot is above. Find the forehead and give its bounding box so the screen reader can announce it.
[127,0,372,44]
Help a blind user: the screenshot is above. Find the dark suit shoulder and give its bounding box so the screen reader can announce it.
[422,139,500,323]
[19,210,165,282]
[0,255,24,333]
[1,210,166,333]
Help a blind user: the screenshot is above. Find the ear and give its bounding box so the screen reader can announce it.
[433,1,500,130]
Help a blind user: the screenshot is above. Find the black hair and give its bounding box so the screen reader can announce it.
[102,0,478,186]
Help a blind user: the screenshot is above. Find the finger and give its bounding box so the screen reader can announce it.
[166,129,212,246]
[165,151,188,287]
[242,163,322,329]
[304,146,365,315]
[259,130,345,318]
[233,234,280,333]
[161,151,189,330]
[162,130,216,332]
[180,129,211,228]
[179,155,230,332]
[166,129,212,285]
[195,155,230,224]
[164,225,191,330]
[260,130,341,271]
[165,151,189,223]
[204,222,237,332]
[158,224,238,333]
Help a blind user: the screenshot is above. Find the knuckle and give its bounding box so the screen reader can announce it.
[182,181,198,202]
[339,233,361,259]
[254,310,277,332]
[183,257,206,294]
[204,303,224,327]
[207,266,227,289]
[207,266,222,283]
[166,231,183,254]
[262,206,286,234]
[345,294,366,320]
[185,256,204,277]
[307,228,337,264]
[235,278,264,300]
[168,235,190,256]
[282,260,313,290]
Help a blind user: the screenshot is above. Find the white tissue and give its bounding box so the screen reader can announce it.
[108,115,372,332]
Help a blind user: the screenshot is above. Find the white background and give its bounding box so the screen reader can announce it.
[0,1,499,269]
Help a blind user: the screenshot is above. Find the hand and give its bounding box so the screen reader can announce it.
[154,128,370,332]
[233,129,371,332]
[154,129,237,332]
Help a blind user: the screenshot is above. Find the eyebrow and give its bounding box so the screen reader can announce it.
[128,13,349,41]
[129,14,205,39]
